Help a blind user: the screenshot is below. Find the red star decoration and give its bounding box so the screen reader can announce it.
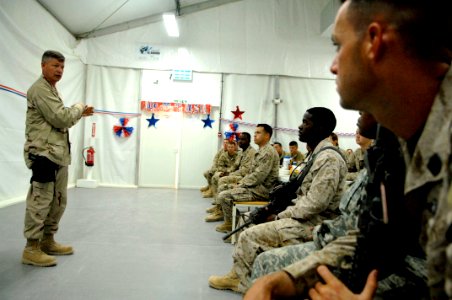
[231,105,245,120]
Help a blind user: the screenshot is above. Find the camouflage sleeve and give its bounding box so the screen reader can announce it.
[240,148,275,187]
[33,88,83,129]
[283,231,358,295]
[231,148,255,177]
[278,151,344,220]
[210,149,223,173]
[215,152,228,172]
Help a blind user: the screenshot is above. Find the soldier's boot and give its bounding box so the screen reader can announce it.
[205,205,218,213]
[208,269,240,292]
[40,234,74,255]
[200,185,210,192]
[205,208,224,222]
[202,188,214,198]
[22,239,57,267]
[215,221,232,233]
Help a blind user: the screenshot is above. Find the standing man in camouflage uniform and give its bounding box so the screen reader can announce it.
[214,124,279,233]
[208,107,347,293]
[22,50,94,267]
[205,132,256,222]
[201,138,228,198]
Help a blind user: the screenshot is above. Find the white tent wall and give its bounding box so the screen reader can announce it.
[0,0,86,207]
[84,65,141,187]
[139,70,222,189]
[220,74,358,153]
[76,0,335,78]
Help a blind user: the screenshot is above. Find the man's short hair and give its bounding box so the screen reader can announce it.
[346,0,452,61]
[273,142,282,147]
[257,124,273,138]
[306,107,337,138]
[289,141,298,147]
[241,132,251,142]
[42,50,65,63]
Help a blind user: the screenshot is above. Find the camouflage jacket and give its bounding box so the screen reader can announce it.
[209,148,225,173]
[277,138,348,221]
[24,76,84,168]
[313,169,367,248]
[400,66,452,298]
[239,142,279,190]
[216,150,239,173]
[230,146,256,177]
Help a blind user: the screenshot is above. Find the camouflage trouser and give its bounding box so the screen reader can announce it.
[24,166,68,240]
[210,172,223,196]
[217,187,254,222]
[213,175,243,205]
[251,232,428,299]
[231,217,316,292]
[203,170,214,186]
[251,241,318,281]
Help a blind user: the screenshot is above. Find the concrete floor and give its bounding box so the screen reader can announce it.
[0,187,241,300]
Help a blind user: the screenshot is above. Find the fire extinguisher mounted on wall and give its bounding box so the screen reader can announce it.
[82,146,95,167]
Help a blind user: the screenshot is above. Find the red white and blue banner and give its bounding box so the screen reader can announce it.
[140,101,211,114]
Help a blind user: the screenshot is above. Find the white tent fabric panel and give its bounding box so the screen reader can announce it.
[220,74,358,152]
[76,0,335,78]
[0,0,86,206]
[139,70,222,188]
[83,65,141,187]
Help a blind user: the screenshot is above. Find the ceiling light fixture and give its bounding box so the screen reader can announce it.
[163,13,179,37]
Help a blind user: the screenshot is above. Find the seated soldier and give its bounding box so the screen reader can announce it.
[346,128,373,181]
[214,124,279,233]
[208,107,347,293]
[288,140,305,165]
[245,123,428,299]
[273,142,288,166]
[205,132,256,222]
[209,140,240,198]
[201,138,228,198]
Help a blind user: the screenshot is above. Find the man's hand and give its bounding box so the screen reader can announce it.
[82,105,94,117]
[308,266,378,300]
[243,271,297,300]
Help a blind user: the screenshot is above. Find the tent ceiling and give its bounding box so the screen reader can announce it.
[37,0,243,38]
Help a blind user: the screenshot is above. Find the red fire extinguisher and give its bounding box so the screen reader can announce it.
[83,147,95,167]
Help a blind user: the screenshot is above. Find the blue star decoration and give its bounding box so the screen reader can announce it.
[146,113,160,128]
[202,114,215,128]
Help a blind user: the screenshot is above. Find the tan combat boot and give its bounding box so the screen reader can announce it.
[205,205,218,213]
[202,188,214,198]
[208,269,240,292]
[215,221,232,233]
[22,239,57,267]
[40,234,74,255]
[205,208,224,222]
[200,185,210,192]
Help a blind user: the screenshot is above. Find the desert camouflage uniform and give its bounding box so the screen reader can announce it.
[23,76,84,240]
[231,138,347,292]
[217,143,279,223]
[203,148,225,186]
[210,150,239,195]
[214,146,257,202]
[290,150,305,164]
[346,147,366,182]
[250,170,366,281]
[399,67,452,298]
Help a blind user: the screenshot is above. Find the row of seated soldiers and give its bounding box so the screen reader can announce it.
[200,107,429,299]
[200,121,370,230]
